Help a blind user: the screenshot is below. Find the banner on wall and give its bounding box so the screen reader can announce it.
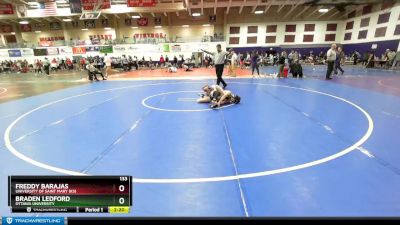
[49,22,61,30]
[162,44,170,52]
[8,50,22,57]
[171,44,181,52]
[1,25,13,33]
[40,37,65,41]
[69,0,82,13]
[59,47,73,54]
[127,0,156,7]
[47,48,59,55]
[100,46,113,53]
[86,46,100,52]
[20,24,32,32]
[82,0,111,10]
[0,50,8,57]
[137,18,148,26]
[84,20,96,28]
[72,46,86,54]
[21,49,34,56]
[134,33,165,38]
[0,4,14,14]
[33,48,48,56]
[113,45,126,53]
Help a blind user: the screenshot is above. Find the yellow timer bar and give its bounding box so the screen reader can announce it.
[109,206,130,214]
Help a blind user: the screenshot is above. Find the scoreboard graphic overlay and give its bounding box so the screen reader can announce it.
[8,176,132,214]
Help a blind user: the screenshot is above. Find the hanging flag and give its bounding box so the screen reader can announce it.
[37,0,57,17]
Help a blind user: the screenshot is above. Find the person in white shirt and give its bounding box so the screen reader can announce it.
[228,49,237,77]
[325,44,337,80]
[201,44,230,89]
[104,53,112,78]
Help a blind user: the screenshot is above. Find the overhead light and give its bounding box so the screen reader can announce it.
[254,10,263,14]
[131,15,140,19]
[28,2,39,6]
[81,28,88,31]
[131,26,138,29]
[63,18,72,22]
[182,25,189,28]
[19,20,29,24]
[155,26,162,28]
[319,8,329,13]
[35,31,41,33]
[11,32,15,35]
[202,24,210,27]
[104,27,111,30]
[56,0,68,3]
[192,13,201,17]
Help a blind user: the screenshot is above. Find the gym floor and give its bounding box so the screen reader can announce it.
[0,65,399,216]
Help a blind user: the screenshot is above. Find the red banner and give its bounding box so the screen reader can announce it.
[20,24,32,32]
[81,0,111,10]
[137,18,148,26]
[128,0,156,7]
[0,4,14,14]
[39,41,53,47]
[72,47,87,54]
[1,25,13,33]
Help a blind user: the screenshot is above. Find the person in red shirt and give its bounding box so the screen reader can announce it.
[159,55,165,67]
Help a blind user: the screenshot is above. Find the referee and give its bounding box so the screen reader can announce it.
[201,44,230,89]
[325,43,337,80]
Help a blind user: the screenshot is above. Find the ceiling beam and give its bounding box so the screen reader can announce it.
[282,1,303,19]
[226,0,232,14]
[264,0,274,13]
[214,0,217,14]
[294,5,310,18]
[151,12,155,17]
[239,0,247,14]
[327,9,340,19]
[307,6,323,18]
[176,11,179,16]
[277,0,290,13]
[251,0,261,13]
[185,0,191,15]
[114,14,120,19]
[163,12,167,17]
[201,0,204,15]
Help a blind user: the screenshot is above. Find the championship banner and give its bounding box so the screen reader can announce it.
[127,0,156,7]
[154,17,161,25]
[101,19,109,27]
[124,18,132,26]
[16,4,27,17]
[39,41,53,47]
[1,25,13,33]
[70,0,82,13]
[49,22,61,30]
[85,46,100,52]
[0,3,14,14]
[137,18,148,26]
[20,24,32,32]
[84,20,96,28]
[82,0,111,10]
[34,23,46,30]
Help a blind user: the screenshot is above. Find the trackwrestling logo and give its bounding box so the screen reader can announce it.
[2,217,64,225]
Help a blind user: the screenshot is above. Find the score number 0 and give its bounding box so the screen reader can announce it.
[118,176,128,205]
